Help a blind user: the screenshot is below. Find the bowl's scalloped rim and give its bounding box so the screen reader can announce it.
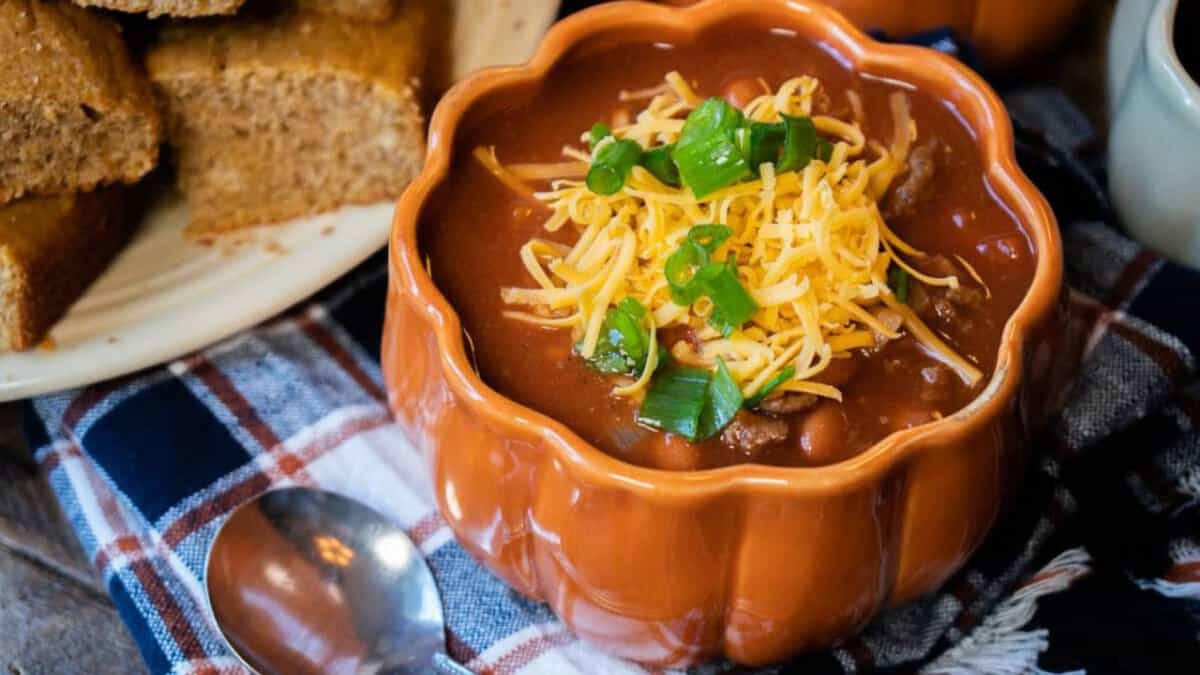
[387,0,1063,498]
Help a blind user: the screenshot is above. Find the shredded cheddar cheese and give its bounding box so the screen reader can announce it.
[480,72,983,400]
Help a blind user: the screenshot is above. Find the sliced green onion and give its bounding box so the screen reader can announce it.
[687,224,733,253]
[697,357,744,440]
[587,139,642,195]
[674,133,751,197]
[733,126,752,160]
[816,139,834,162]
[613,297,649,365]
[637,367,712,441]
[777,114,818,173]
[578,299,651,375]
[656,342,672,369]
[681,97,744,139]
[639,144,681,186]
[888,265,910,304]
[617,296,647,320]
[607,308,646,365]
[746,121,785,171]
[580,335,633,374]
[588,122,612,150]
[693,262,758,336]
[674,98,751,197]
[664,225,753,328]
[664,240,709,305]
[744,365,796,409]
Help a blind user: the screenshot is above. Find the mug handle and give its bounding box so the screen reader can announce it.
[1108,0,1161,113]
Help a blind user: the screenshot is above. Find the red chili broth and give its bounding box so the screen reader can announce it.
[421,24,1036,469]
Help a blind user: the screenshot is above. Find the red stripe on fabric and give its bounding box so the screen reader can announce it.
[304,408,387,446]
[407,511,447,547]
[1107,249,1160,309]
[38,451,62,474]
[186,665,234,675]
[948,575,980,605]
[1070,291,1108,331]
[189,355,282,452]
[1066,291,1106,320]
[947,568,986,633]
[62,377,128,430]
[953,608,978,632]
[162,410,391,547]
[75,441,136,544]
[267,409,391,480]
[1109,321,1187,380]
[1019,563,1087,591]
[37,441,82,473]
[845,639,877,671]
[299,316,387,402]
[474,628,576,675]
[162,472,272,548]
[179,660,246,675]
[447,630,480,667]
[1166,561,1200,584]
[93,535,145,573]
[128,557,206,660]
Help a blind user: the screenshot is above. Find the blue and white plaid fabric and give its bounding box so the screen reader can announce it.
[22,18,1200,675]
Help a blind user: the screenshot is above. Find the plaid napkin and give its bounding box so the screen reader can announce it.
[23,22,1200,675]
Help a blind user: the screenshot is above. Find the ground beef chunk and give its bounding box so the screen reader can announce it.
[941,284,985,313]
[909,255,986,331]
[883,139,940,219]
[917,284,986,327]
[756,392,818,416]
[922,253,958,278]
[721,410,789,456]
[909,282,932,316]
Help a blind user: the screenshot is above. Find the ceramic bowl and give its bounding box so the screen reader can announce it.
[383,0,1065,666]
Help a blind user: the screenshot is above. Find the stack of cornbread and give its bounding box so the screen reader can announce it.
[0,0,430,350]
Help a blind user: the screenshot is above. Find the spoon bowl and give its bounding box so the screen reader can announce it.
[205,487,446,674]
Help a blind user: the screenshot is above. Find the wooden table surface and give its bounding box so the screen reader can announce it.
[0,402,146,674]
[0,3,1114,673]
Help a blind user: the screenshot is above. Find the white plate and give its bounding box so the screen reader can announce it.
[2,0,561,401]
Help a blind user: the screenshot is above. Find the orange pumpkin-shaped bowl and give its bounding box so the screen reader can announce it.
[383,0,1066,666]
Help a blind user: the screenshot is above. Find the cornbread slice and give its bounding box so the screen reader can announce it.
[69,0,245,18]
[298,0,394,22]
[146,4,429,234]
[0,188,132,351]
[0,0,162,204]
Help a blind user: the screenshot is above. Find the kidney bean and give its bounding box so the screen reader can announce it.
[812,356,861,388]
[723,77,765,109]
[643,433,702,471]
[799,401,850,466]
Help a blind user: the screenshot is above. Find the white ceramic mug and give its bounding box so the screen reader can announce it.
[1108,0,1200,268]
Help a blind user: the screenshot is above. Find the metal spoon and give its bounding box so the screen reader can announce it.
[205,487,470,675]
